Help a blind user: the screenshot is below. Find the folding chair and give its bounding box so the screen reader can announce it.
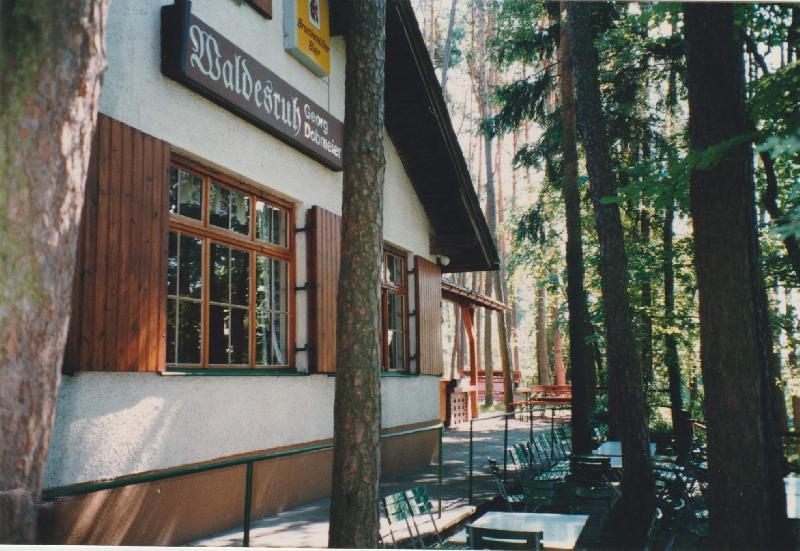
[382,491,424,548]
[404,486,443,547]
[487,458,524,511]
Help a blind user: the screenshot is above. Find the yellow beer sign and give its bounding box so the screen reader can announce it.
[284,0,330,77]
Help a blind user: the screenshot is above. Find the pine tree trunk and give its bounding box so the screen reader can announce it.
[558,1,595,454]
[536,286,552,385]
[328,1,386,547]
[684,5,789,547]
[663,204,688,461]
[0,0,108,542]
[551,306,566,385]
[640,208,653,393]
[566,3,654,544]
[440,0,458,95]
[483,277,494,407]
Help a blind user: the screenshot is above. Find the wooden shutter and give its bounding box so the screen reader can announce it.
[415,256,443,376]
[64,114,170,373]
[307,206,341,373]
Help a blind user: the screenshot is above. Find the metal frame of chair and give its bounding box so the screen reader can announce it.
[487,457,524,511]
[404,486,443,547]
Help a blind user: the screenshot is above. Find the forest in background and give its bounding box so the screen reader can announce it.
[423,0,800,427]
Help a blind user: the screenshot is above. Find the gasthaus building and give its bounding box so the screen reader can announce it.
[39,0,498,545]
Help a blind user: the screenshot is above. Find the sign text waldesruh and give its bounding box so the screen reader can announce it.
[161,1,343,171]
[284,0,330,77]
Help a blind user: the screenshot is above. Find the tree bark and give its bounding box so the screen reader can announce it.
[684,5,789,548]
[536,285,552,385]
[640,208,653,393]
[440,0,458,96]
[663,204,688,461]
[0,0,108,542]
[551,305,566,385]
[483,280,494,407]
[567,3,654,544]
[328,1,386,547]
[558,1,595,455]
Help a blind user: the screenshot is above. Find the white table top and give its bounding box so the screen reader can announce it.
[469,512,589,550]
[592,441,657,457]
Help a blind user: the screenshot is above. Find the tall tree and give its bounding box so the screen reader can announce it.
[535,285,551,384]
[558,0,596,454]
[684,4,788,547]
[0,0,108,542]
[477,0,513,412]
[567,2,654,543]
[662,202,688,461]
[328,1,387,546]
[440,0,458,95]
[550,304,566,385]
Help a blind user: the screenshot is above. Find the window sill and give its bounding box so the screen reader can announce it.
[381,371,419,377]
[162,369,307,377]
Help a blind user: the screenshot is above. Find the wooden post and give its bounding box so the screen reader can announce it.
[462,305,479,418]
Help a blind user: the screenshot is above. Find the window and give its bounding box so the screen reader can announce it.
[166,160,294,369]
[381,247,409,372]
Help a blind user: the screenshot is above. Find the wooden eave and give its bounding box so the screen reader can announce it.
[441,278,509,312]
[331,0,500,273]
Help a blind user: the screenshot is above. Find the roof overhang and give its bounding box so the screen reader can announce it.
[441,279,509,312]
[331,1,500,273]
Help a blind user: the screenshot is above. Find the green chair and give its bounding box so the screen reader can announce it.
[404,486,443,547]
[522,479,574,512]
[488,458,524,510]
[382,491,423,548]
[468,526,543,550]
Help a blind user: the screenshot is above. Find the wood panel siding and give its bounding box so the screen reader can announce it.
[414,256,443,376]
[306,206,341,373]
[64,114,170,373]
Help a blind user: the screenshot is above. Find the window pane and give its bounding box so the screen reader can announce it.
[387,292,404,331]
[208,304,228,364]
[178,235,203,299]
[272,313,287,365]
[210,243,229,303]
[177,300,201,364]
[230,308,249,364]
[166,298,176,364]
[273,259,287,311]
[231,192,250,235]
[392,331,405,370]
[255,310,271,366]
[388,331,399,371]
[256,200,287,246]
[211,182,250,235]
[170,167,202,220]
[230,248,250,306]
[209,182,230,230]
[385,253,404,286]
[167,232,177,296]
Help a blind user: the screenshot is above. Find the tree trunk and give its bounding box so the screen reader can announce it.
[483,283,494,407]
[0,0,108,542]
[328,1,387,547]
[536,285,552,385]
[663,204,688,461]
[567,3,654,544]
[684,5,789,548]
[551,306,566,385]
[440,0,458,96]
[558,0,595,454]
[640,208,653,394]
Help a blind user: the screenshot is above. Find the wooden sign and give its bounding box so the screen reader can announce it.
[284,0,331,77]
[161,0,343,171]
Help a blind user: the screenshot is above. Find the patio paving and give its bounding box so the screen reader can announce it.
[193,411,569,548]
